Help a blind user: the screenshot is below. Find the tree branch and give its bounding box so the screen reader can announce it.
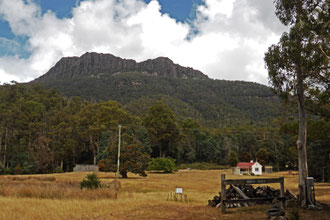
[319,44,330,59]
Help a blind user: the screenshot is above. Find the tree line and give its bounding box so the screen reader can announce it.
[0,83,328,181]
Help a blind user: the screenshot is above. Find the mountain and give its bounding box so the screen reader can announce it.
[35,52,208,82]
[32,52,283,127]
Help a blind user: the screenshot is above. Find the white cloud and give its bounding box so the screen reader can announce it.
[0,56,35,83]
[0,0,286,85]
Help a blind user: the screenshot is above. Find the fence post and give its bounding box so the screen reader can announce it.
[221,174,226,212]
[280,177,285,208]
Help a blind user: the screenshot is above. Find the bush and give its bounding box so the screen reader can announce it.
[13,164,23,175]
[22,161,36,174]
[54,166,63,173]
[80,173,101,190]
[228,151,238,167]
[147,157,177,173]
[3,167,11,175]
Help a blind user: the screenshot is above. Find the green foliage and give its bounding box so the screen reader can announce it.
[144,102,180,158]
[54,166,63,173]
[147,157,178,173]
[306,119,330,181]
[265,2,329,203]
[105,133,150,178]
[178,118,199,163]
[96,131,112,162]
[13,164,22,175]
[38,73,283,127]
[21,161,37,174]
[80,173,101,190]
[266,0,329,98]
[0,163,4,174]
[77,100,134,165]
[3,168,11,175]
[228,151,238,167]
[0,80,326,177]
[256,148,269,167]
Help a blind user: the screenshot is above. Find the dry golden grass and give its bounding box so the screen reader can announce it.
[0,170,329,220]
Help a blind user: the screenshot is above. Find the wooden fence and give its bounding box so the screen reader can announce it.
[220,174,285,212]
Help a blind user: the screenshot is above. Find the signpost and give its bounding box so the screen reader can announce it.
[175,188,183,194]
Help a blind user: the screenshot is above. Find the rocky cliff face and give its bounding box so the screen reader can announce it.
[36,52,208,81]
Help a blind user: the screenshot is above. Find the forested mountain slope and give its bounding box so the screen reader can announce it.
[32,53,283,126]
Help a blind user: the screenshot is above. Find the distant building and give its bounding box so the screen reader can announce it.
[73,164,99,172]
[265,166,273,174]
[234,161,263,175]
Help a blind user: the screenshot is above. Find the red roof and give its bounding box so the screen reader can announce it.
[236,162,255,169]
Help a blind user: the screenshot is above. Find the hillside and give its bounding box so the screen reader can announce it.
[32,52,283,126]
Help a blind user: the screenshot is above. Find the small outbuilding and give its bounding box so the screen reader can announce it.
[265,166,273,174]
[235,161,263,175]
[73,164,99,172]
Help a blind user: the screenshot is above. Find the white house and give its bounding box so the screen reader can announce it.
[234,161,263,175]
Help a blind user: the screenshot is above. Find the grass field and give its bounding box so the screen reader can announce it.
[0,170,329,220]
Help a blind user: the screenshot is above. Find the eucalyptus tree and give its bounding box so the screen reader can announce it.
[105,133,150,178]
[144,101,180,158]
[77,101,133,165]
[265,0,329,206]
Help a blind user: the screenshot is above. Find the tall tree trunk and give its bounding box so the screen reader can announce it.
[3,128,7,168]
[296,70,308,207]
[159,146,163,158]
[95,141,99,165]
[120,171,128,178]
[0,131,2,166]
[89,135,96,165]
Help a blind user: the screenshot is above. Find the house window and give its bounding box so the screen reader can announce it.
[255,168,259,172]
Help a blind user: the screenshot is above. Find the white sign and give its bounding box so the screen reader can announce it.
[175,188,183,194]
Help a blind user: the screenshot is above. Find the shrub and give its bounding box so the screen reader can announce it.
[21,161,37,174]
[147,157,177,173]
[228,150,238,167]
[54,166,63,173]
[3,167,11,175]
[13,164,23,175]
[80,173,101,190]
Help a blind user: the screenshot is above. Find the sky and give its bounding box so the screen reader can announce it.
[0,0,286,85]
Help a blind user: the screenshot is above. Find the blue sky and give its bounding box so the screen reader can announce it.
[0,0,285,84]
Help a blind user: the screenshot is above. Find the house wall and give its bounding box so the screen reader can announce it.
[251,163,262,175]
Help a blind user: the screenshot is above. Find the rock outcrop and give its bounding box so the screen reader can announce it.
[36,52,208,82]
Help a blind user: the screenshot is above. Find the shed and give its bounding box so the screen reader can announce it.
[265,166,273,174]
